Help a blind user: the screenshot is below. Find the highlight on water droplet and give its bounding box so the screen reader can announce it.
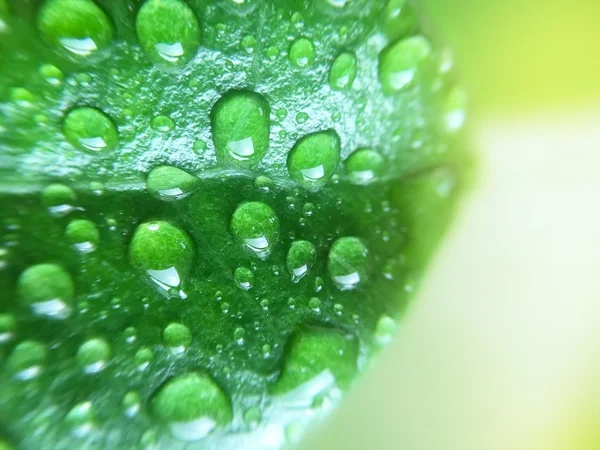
[17,263,74,319]
[65,219,99,252]
[327,237,369,291]
[379,35,432,94]
[230,202,280,260]
[37,0,113,58]
[163,322,192,355]
[211,90,270,167]
[64,107,118,152]
[151,372,232,441]
[76,338,111,374]
[129,221,195,299]
[329,52,358,90]
[287,130,341,192]
[6,340,47,380]
[289,37,315,68]
[136,0,201,68]
[146,166,199,202]
[286,240,317,283]
[345,148,385,185]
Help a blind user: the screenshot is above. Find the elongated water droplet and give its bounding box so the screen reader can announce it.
[289,37,315,68]
[146,166,199,201]
[329,52,358,90]
[230,202,280,260]
[379,35,432,94]
[211,90,270,167]
[286,240,317,283]
[383,0,418,42]
[136,0,200,68]
[327,237,369,291]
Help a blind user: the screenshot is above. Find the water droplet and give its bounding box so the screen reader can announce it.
[275,108,288,120]
[65,401,95,437]
[39,64,64,85]
[234,266,254,291]
[64,107,118,152]
[289,37,315,68]
[233,327,245,345]
[140,429,158,449]
[288,297,296,310]
[239,35,257,54]
[345,149,385,185]
[266,45,279,60]
[442,86,467,133]
[375,315,396,345]
[230,202,280,260]
[333,303,344,315]
[329,52,358,90]
[260,299,269,310]
[379,35,432,94]
[136,0,200,68]
[211,90,270,167]
[271,327,358,395]
[295,112,309,124]
[6,340,47,380]
[17,264,73,319]
[308,297,321,313]
[314,276,324,293]
[129,221,195,298]
[287,130,341,192]
[146,166,199,202]
[41,184,76,217]
[38,0,113,58]
[77,338,111,373]
[163,322,192,354]
[254,175,274,192]
[383,0,418,42]
[302,203,315,216]
[123,391,142,418]
[221,302,230,313]
[88,181,104,195]
[261,344,272,357]
[151,372,232,441]
[286,240,317,283]
[151,115,175,132]
[290,12,304,28]
[0,313,16,343]
[65,219,99,252]
[193,138,207,152]
[135,347,154,370]
[327,237,369,291]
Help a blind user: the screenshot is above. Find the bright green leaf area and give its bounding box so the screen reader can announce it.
[0,0,469,448]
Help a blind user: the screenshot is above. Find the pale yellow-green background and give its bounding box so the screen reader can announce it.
[308,1,600,449]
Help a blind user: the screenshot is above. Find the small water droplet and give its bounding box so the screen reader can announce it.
[234,266,254,291]
[329,52,358,90]
[77,338,111,374]
[151,115,175,132]
[64,107,118,152]
[163,322,192,354]
[65,219,99,253]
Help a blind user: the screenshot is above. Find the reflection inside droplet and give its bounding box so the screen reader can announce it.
[147,267,187,299]
[333,272,361,290]
[169,416,217,442]
[59,37,98,56]
[389,69,415,90]
[155,42,184,62]
[300,165,325,182]
[78,137,107,151]
[32,299,72,319]
[227,137,255,160]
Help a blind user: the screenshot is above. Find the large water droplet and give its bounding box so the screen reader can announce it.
[6,340,47,380]
[129,221,195,298]
[136,0,200,68]
[37,0,113,58]
[345,149,385,185]
[17,264,74,319]
[327,237,369,291]
[289,37,316,68]
[146,166,199,202]
[76,338,111,374]
[287,130,341,192]
[230,202,280,260]
[63,107,118,152]
[211,90,270,168]
[151,372,232,441]
[286,240,317,283]
[329,52,358,90]
[379,35,432,94]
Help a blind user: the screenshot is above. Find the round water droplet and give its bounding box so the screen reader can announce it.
[271,327,358,395]
[289,37,315,68]
[9,87,34,106]
[39,63,64,85]
[211,90,270,168]
[64,107,118,152]
[129,221,195,298]
[41,183,76,217]
[76,338,111,374]
[345,149,385,185]
[239,35,256,54]
[233,327,245,345]
[230,202,280,260]
[375,315,396,345]
[193,138,207,152]
[287,130,341,192]
[379,35,432,94]
[163,322,192,354]
[253,175,274,192]
[88,181,104,195]
[151,372,232,441]
[383,0,418,42]
[38,0,113,58]
[6,340,47,380]
[308,297,321,313]
[65,401,95,437]
[234,266,254,291]
[327,237,369,291]
[136,0,200,68]
[260,298,269,310]
[17,264,74,319]
[146,166,199,202]
[286,240,317,283]
[123,326,137,344]
[123,391,141,418]
[0,313,16,343]
[65,219,99,252]
[275,108,288,120]
[135,347,154,370]
[151,115,175,132]
[334,303,344,315]
[329,52,358,90]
